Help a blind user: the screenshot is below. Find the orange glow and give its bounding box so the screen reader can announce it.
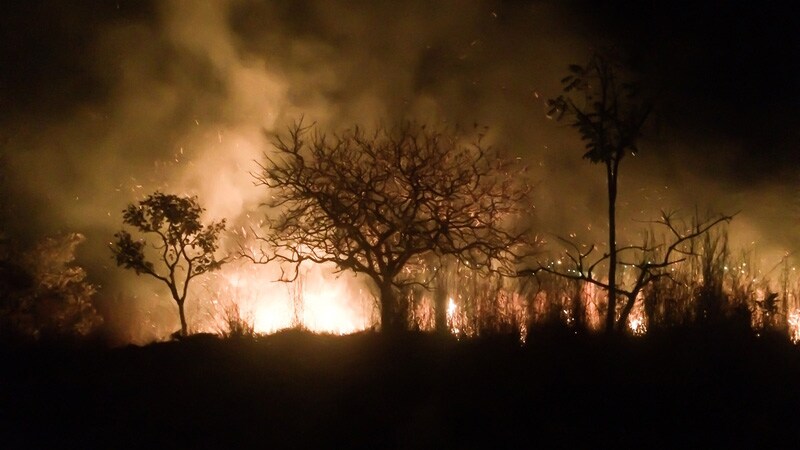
[788,310,800,344]
[447,297,462,336]
[628,313,647,336]
[202,259,374,336]
[294,287,373,335]
[626,294,647,336]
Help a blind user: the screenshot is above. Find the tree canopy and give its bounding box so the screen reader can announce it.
[253,121,534,332]
[546,51,651,332]
[111,192,226,336]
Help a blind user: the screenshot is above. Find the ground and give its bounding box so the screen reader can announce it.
[3,328,799,448]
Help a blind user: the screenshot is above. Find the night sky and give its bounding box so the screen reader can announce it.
[1,0,798,338]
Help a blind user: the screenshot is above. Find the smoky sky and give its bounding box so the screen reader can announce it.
[4,1,797,164]
[1,0,798,338]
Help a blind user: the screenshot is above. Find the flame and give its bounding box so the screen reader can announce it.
[788,310,800,344]
[626,294,647,336]
[201,258,374,336]
[446,297,461,335]
[295,287,371,335]
[628,313,647,336]
[447,297,457,318]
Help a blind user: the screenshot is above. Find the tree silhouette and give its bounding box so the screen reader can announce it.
[525,212,732,332]
[111,192,226,336]
[1,233,102,340]
[252,121,532,333]
[547,51,651,333]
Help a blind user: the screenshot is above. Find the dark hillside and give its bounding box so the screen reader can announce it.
[3,330,800,448]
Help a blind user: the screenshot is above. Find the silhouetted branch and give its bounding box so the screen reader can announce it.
[521,211,733,332]
[251,120,537,331]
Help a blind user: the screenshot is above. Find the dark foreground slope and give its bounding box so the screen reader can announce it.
[3,329,800,448]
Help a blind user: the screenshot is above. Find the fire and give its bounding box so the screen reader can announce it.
[203,259,374,336]
[446,297,461,335]
[626,294,647,336]
[292,288,371,335]
[628,314,647,336]
[447,297,457,318]
[788,310,800,344]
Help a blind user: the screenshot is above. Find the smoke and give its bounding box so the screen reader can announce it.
[1,0,796,341]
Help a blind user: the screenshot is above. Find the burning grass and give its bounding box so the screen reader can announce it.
[98,219,800,348]
[179,227,800,345]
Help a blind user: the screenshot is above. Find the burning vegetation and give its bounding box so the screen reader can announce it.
[21,52,781,345]
[0,1,796,347]
[30,108,794,345]
[3,2,800,447]
[4,55,800,343]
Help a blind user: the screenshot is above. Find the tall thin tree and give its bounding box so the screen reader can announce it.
[547,52,651,332]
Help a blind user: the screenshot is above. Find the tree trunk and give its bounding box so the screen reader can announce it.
[434,284,448,334]
[169,283,189,337]
[643,288,657,331]
[571,283,585,330]
[605,160,618,333]
[379,282,407,333]
[617,294,637,333]
[177,299,188,336]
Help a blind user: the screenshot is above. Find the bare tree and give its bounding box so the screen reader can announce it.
[111,192,226,337]
[547,51,651,332]
[252,121,533,333]
[524,212,732,332]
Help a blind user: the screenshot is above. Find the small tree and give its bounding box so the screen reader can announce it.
[547,51,651,332]
[111,192,226,337]
[253,121,532,333]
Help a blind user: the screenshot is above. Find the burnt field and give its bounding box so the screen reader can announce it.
[4,329,800,449]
